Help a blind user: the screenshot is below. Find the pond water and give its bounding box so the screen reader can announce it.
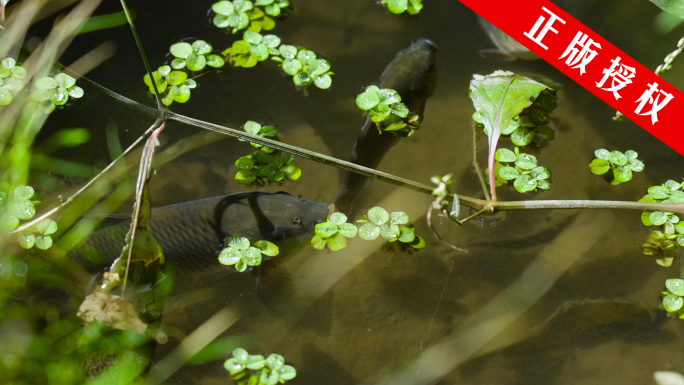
[18,0,684,384]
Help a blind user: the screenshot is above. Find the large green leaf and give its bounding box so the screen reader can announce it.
[469,71,554,198]
[650,0,684,18]
[469,72,549,138]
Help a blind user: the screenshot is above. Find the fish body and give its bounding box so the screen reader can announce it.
[72,192,328,271]
[335,39,438,213]
[478,17,539,61]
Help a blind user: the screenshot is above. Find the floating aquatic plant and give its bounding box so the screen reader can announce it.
[211,0,292,34]
[272,45,333,89]
[223,31,281,68]
[357,207,424,248]
[241,120,278,152]
[234,121,301,185]
[0,184,57,250]
[235,150,301,185]
[356,86,420,136]
[492,147,552,193]
[0,57,26,106]
[662,278,684,318]
[311,212,358,251]
[223,31,334,89]
[639,180,684,227]
[30,73,83,113]
[638,180,684,266]
[218,236,279,272]
[381,0,424,15]
[143,65,197,106]
[224,348,297,385]
[169,40,225,71]
[588,149,644,185]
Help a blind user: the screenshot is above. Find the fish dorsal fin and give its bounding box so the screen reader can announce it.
[254,264,295,318]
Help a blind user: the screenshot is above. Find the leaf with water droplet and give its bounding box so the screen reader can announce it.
[663,294,683,312]
[170,42,193,59]
[358,223,380,240]
[18,234,35,249]
[34,235,52,250]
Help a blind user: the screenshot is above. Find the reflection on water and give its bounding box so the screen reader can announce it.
[26,0,684,383]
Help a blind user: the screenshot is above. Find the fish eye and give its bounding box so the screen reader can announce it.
[271,228,291,241]
[291,217,301,226]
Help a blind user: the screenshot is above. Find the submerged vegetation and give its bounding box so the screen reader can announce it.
[1,0,684,383]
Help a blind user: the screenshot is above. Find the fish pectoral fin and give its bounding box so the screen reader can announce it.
[255,265,295,318]
[478,49,517,61]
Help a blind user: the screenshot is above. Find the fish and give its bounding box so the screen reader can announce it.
[72,191,328,272]
[335,38,438,214]
[478,17,539,61]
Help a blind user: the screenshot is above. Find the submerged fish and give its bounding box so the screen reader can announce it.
[72,191,328,271]
[335,38,438,213]
[478,17,539,61]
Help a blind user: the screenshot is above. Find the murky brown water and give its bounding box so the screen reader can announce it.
[27,0,684,383]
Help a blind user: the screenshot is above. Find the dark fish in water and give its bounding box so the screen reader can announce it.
[335,39,438,213]
[478,17,539,61]
[72,191,328,272]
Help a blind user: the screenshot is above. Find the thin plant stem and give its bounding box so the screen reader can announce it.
[492,199,684,215]
[451,207,489,226]
[119,0,163,109]
[472,123,491,201]
[121,119,164,296]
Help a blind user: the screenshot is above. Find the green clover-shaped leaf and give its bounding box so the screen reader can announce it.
[255,240,279,256]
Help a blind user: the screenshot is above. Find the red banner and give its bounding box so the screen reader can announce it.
[459,0,684,155]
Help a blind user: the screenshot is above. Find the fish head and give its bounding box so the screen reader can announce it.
[220,192,328,255]
[380,38,438,104]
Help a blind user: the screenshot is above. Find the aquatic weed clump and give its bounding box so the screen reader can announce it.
[223,31,334,89]
[311,208,424,251]
[0,57,26,106]
[311,212,358,251]
[356,86,420,136]
[662,278,684,318]
[30,73,84,113]
[218,236,279,272]
[357,207,424,248]
[0,183,56,250]
[143,40,224,106]
[492,147,552,193]
[380,0,423,15]
[234,121,302,185]
[211,0,293,34]
[169,40,226,71]
[224,348,297,385]
[143,65,198,106]
[588,149,644,185]
[638,180,684,266]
